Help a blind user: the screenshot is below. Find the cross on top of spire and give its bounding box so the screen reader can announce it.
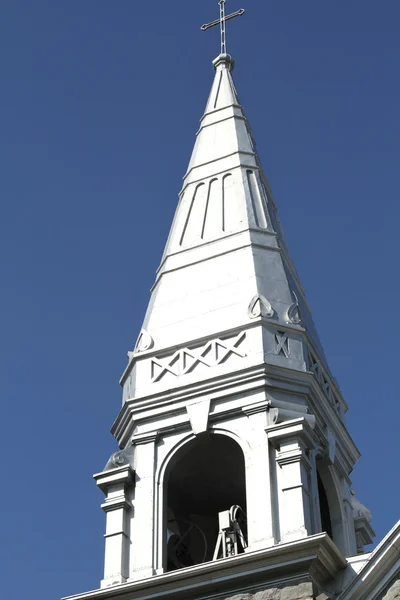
[201,0,245,56]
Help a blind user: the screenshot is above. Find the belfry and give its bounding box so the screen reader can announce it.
[64,5,400,600]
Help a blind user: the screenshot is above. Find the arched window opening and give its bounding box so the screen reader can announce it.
[317,472,333,539]
[165,434,246,572]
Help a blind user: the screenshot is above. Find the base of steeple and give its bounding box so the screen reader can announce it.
[63,534,346,600]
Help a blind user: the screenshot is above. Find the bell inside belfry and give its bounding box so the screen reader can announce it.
[165,434,246,571]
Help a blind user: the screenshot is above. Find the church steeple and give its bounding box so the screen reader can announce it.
[70,43,374,598]
[122,51,330,403]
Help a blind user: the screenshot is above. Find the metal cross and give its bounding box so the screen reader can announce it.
[201,0,245,56]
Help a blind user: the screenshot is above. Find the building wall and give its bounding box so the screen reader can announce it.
[222,581,314,600]
[381,578,400,600]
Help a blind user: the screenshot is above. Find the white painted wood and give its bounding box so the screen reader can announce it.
[86,51,378,595]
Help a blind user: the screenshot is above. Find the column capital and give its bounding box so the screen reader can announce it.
[265,417,316,450]
[131,431,159,445]
[100,498,132,513]
[93,464,135,494]
[242,399,268,417]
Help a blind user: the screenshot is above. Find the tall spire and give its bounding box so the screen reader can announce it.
[75,25,374,596]
[126,52,330,388]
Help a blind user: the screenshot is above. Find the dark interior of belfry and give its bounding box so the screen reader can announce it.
[166,434,247,571]
[318,472,333,539]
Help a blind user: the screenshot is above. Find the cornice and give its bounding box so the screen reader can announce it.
[131,431,159,446]
[338,521,400,600]
[114,362,269,442]
[120,320,259,384]
[93,465,135,494]
[63,534,346,600]
[267,418,317,459]
[120,317,308,387]
[100,498,131,513]
[114,360,360,463]
[152,230,282,292]
[305,378,360,472]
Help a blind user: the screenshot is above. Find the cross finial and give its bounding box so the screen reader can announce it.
[201,1,245,56]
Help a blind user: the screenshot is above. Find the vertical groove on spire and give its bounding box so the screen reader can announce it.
[247,170,268,229]
[180,183,206,246]
[202,178,221,239]
[214,72,224,109]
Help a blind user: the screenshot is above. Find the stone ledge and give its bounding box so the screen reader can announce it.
[63,534,346,600]
[223,580,313,600]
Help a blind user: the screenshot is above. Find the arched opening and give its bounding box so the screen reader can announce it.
[317,472,333,539]
[316,465,348,554]
[164,434,246,571]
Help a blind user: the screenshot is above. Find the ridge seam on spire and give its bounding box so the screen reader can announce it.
[197,113,247,132]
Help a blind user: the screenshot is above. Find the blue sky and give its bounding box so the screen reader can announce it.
[1,2,399,599]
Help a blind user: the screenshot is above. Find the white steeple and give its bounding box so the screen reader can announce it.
[86,51,374,592]
[122,52,330,405]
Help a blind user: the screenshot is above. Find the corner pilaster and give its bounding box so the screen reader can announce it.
[93,464,135,588]
[242,402,277,550]
[129,432,158,581]
[266,418,316,543]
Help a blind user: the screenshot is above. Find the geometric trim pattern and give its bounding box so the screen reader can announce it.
[151,332,246,383]
[275,330,290,358]
[308,348,341,415]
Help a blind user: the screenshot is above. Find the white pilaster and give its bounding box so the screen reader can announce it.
[93,465,135,588]
[243,404,276,550]
[129,433,158,580]
[267,418,316,543]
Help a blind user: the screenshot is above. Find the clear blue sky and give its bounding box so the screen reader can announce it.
[1,2,399,599]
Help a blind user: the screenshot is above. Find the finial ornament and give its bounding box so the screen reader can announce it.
[201,0,245,56]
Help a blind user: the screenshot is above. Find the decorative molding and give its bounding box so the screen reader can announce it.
[93,464,135,494]
[266,418,317,452]
[242,399,269,416]
[134,329,154,353]
[131,431,159,446]
[100,498,132,513]
[248,293,273,319]
[179,174,235,247]
[247,169,269,229]
[267,407,316,429]
[103,444,135,471]
[150,332,246,382]
[307,347,342,417]
[327,428,336,465]
[186,399,211,435]
[350,490,375,552]
[275,330,290,358]
[286,291,301,325]
[64,534,347,600]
